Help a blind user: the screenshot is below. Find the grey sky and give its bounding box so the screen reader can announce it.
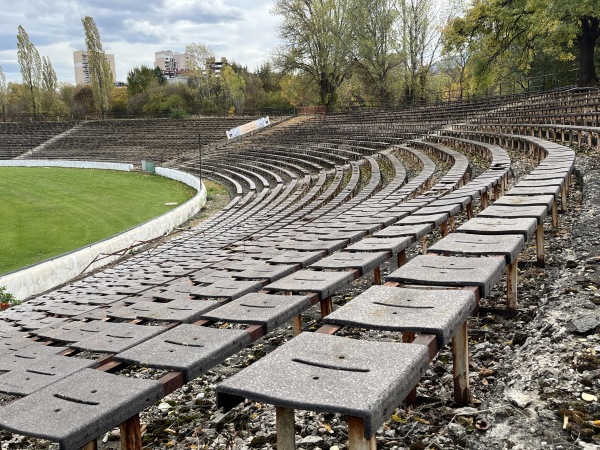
[0,0,281,84]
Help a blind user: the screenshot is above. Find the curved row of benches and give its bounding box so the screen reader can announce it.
[0,91,583,449]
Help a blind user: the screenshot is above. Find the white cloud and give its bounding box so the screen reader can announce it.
[0,0,282,83]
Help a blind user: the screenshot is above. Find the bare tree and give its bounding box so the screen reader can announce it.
[185,42,214,72]
[16,25,42,116]
[399,0,453,103]
[82,16,112,118]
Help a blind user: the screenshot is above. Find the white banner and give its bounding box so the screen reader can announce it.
[226,116,270,139]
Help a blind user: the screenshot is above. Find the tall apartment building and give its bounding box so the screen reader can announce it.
[154,50,193,78]
[73,50,116,85]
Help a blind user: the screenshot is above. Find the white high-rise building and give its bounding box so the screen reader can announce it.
[154,50,193,78]
[73,50,116,85]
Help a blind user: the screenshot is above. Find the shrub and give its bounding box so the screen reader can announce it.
[0,286,20,309]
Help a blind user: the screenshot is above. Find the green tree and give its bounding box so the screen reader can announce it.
[16,25,42,116]
[42,56,58,92]
[349,0,402,106]
[445,0,600,87]
[221,66,246,115]
[272,0,354,110]
[127,65,165,96]
[82,16,113,117]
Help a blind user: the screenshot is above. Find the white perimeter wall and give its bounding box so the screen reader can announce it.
[0,160,206,300]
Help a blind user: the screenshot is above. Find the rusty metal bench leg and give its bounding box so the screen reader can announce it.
[293,315,302,336]
[320,296,333,317]
[506,257,518,316]
[466,203,474,219]
[536,223,545,267]
[552,200,558,227]
[120,413,142,450]
[440,221,449,237]
[276,406,296,450]
[561,184,568,211]
[83,441,98,450]
[373,266,381,285]
[348,417,377,450]
[452,322,470,405]
[397,250,406,267]
[421,236,428,254]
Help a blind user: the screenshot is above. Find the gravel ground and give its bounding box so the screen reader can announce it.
[1,147,598,450]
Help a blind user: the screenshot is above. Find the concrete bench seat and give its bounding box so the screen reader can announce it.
[0,369,163,450]
[265,270,356,300]
[216,332,429,447]
[193,280,264,300]
[396,212,449,228]
[115,325,251,382]
[70,323,166,354]
[477,204,548,225]
[428,233,524,265]
[0,354,97,396]
[456,217,538,240]
[346,236,413,260]
[33,320,120,343]
[385,254,505,297]
[310,251,389,276]
[126,299,220,323]
[373,223,432,240]
[324,285,476,347]
[275,239,347,254]
[200,293,312,333]
[232,263,298,282]
[267,250,326,267]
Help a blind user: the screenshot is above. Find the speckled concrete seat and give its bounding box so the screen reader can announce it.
[428,233,524,265]
[0,369,163,450]
[267,250,325,267]
[396,212,448,227]
[373,223,432,240]
[346,236,412,256]
[324,286,476,347]
[456,217,538,240]
[70,323,166,353]
[386,254,505,297]
[136,299,220,323]
[33,320,119,343]
[114,325,251,382]
[0,354,97,395]
[477,204,548,225]
[309,251,390,275]
[216,332,429,440]
[193,280,264,300]
[275,239,347,254]
[232,263,297,282]
[200,293,312,333]
[264,270,355,299]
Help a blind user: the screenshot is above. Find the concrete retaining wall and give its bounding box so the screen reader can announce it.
[0,161,206,300]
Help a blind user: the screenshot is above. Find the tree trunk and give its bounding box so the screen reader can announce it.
[577,17,600,87]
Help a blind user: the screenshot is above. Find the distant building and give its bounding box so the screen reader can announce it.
[203,57,228,77]
[154,50,193,78]
[73,50,116,85]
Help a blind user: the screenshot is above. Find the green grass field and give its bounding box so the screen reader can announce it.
[0,167,197,275]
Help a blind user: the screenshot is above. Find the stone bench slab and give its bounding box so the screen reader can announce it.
[71,323,166,354]
[373,223,432,240]
[456,217,538,240]
[193,280,264,300]
[115,325,251,382]
[385,254,505,297]
[216,332,429,438]
[309,251,390,274]
[0,354,97,396]
[0,369,163,450]
[265,270,355,299]
[477,204,548,225]
[200,293,312,333]
[324,286,475,347]
[346,236,413,256]
[428,233,525,264]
